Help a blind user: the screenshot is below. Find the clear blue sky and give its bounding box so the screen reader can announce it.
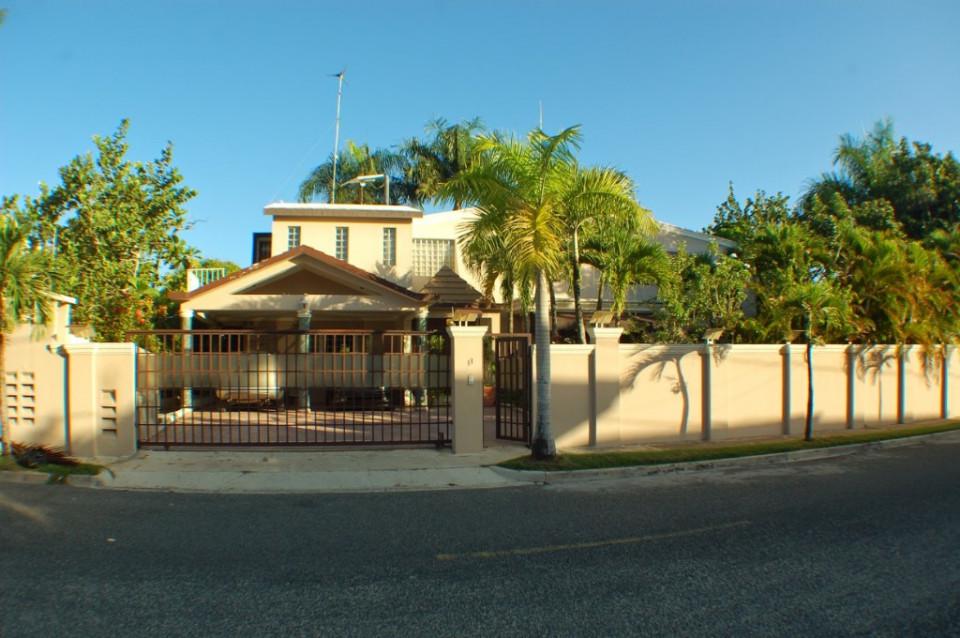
[3,0,959,266]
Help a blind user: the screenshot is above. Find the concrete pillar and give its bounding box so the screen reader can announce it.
[179,309,194,410]
[297,296,312,410]
[588,326,622,446]
[942,345,952,419]
[846,346,857,429]
[897,347,907,425]
[447,325,488,454]
[781,343,792,435]
[700,341,713,442]
[63,343,138,459]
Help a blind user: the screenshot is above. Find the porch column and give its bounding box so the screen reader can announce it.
[179,309,194,410]
[448,325,488,454]
[297,296,312,410]
[588,326,622,446]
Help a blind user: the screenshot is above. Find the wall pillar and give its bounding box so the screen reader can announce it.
[447,325,488,454]
[180,309,194,410]
[700,341,713,441]
[846,346,857,429]
[781,343,792,435]
[588,327,622,446]
[63,343,137,459]
[943,345,952,419]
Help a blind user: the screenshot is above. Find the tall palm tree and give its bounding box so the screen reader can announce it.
[404,118,484,209]
[445,125,612,459]
[558,167,654,342]
[0,215,53,455]
[298,141,419,205]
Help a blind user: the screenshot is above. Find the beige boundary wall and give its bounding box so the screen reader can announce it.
[7,312,958,457]
[544,329,960,449]
[5,299,138,460]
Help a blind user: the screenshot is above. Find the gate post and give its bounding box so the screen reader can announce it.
[62,343,138,459]
[447,325,488,454]
[588,327,623,446]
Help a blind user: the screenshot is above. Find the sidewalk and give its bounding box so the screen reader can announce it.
[86,444,529,494]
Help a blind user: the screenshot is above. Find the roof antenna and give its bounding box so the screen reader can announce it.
[330,68,346,204]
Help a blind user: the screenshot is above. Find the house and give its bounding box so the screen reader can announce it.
[172,203,734,331]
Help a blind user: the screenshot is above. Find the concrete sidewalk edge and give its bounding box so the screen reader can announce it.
[489,429,960,484]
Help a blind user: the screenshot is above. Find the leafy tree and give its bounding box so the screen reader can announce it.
[802,120,960,239]
[5,120,196,341]
[0,215,54,455]
[299,141,419,205]
[403,118,484,209]
[654,245,750,343]
[446,126,601,459]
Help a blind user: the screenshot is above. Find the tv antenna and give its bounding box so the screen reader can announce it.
[330,68,346,203]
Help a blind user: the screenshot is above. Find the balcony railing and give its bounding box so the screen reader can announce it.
[186,268,227,291]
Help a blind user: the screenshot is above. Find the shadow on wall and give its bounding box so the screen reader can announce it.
[620,343,731,440]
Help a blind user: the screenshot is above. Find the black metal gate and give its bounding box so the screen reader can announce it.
[128,330,451,448]
[493,334,532,443]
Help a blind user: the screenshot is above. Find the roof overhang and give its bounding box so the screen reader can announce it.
[264,202,423,220]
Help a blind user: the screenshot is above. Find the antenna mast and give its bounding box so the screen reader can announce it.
[331,69,345,203]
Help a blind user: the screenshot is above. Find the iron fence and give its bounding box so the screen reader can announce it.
[128,330,451,448]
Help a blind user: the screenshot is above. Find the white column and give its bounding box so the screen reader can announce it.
[588,326,622,446]
[179,309,194,410]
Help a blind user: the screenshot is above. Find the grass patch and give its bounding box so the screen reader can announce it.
[0,454,103,478]
[499,420,960,472]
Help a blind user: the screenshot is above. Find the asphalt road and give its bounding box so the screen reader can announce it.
[2,437,959,637]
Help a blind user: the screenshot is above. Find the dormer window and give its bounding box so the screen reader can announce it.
[382,227,396,267]
[287,226,301,250]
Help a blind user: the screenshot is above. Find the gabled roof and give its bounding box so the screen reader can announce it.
[170,245,425,302]
[419,266,485,307]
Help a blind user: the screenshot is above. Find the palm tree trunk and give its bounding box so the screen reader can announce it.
[595,274,604,312]
[532,269,556,459]
[549,282,558,340]
[507,293,515,333]
[572,228,585,343]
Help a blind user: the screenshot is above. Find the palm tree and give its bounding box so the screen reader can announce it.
[0,215,53,455]
[298,141,419,205]
[558,167,654,342]
[445,126,592,458]
[581,210,664,322]
[404,118,484,209]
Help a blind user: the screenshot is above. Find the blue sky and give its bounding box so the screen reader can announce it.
[2,0,959,266]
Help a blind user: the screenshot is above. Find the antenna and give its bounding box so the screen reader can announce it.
[330,69,346,203]
[539,100,543,129]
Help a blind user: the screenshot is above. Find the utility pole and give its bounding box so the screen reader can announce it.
[331,69,345,203]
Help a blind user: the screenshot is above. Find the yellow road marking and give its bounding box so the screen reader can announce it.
[436,520,751,561]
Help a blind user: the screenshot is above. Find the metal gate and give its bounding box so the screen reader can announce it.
[128,330,451,448]
[493,334,532,443]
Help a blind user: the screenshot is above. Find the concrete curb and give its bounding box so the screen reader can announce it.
[488,429,960,484]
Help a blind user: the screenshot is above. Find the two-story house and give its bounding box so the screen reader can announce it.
[172,202,734,333]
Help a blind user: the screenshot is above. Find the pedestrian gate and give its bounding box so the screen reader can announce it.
[493,335,532,444]
[129,330,451,448]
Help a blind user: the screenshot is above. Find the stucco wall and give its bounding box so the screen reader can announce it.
[546,339,957,450]
[272,215,414,287]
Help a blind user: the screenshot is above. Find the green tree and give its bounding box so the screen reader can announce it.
[558,167,654,342]
[299,141,419,205]
[581,216,665,321]
[403,118,484,209]
[654,245,750,343]
[802,120,960,239]
[446,126,596,459]
[0,215,54,455]
[6,120,196,341]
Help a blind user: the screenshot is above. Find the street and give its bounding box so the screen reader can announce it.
[2,437,959,637]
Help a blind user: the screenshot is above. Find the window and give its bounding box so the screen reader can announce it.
[287,226,301,250]
[412,238,455,276]
[382,227,396,266]
[335,226,349,261]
